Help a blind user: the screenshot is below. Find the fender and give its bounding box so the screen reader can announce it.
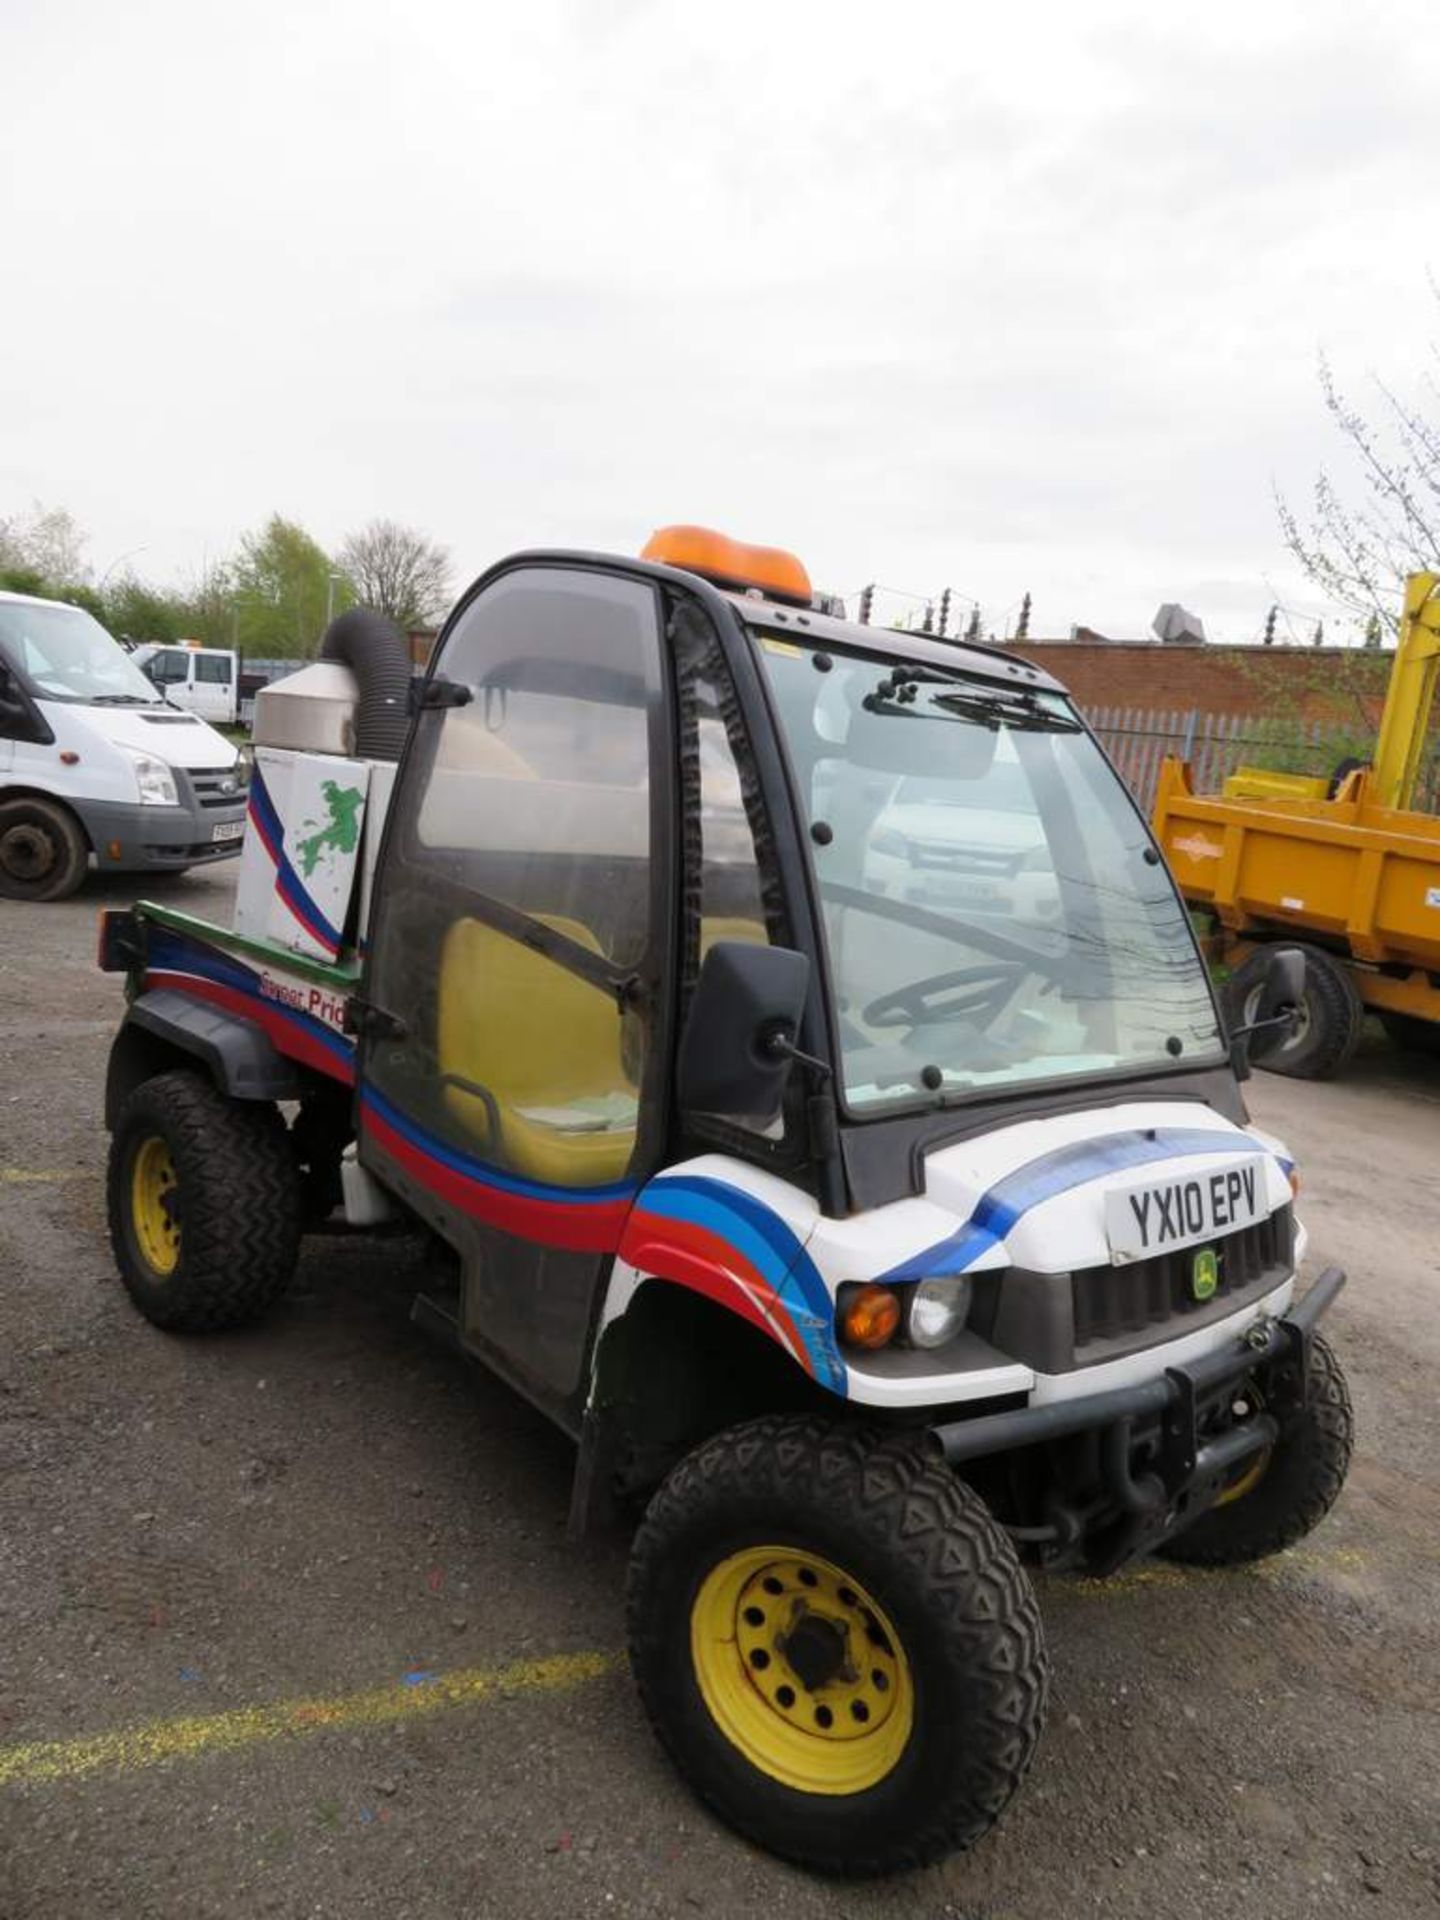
[106,988,299,1123]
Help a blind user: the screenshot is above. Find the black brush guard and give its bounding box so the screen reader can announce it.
[931,1266,1345,1571]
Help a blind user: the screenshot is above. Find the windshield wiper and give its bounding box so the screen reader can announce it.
[931,688,1082,733]
[88,693,158,705]
[864,665,1079,732]
[863,663,969,717]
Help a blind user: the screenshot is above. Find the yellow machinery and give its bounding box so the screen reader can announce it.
[1153,572,1440,1075]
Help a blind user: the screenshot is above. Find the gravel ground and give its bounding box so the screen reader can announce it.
[1,864,1436,1918]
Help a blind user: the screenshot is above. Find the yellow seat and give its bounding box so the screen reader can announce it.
[437,915,637,1187]
[700,915,767,955]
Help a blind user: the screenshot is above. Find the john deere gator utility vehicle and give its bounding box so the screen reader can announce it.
[99,528,1352,1875]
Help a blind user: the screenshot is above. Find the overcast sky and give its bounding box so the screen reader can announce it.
[3,0,1437,641]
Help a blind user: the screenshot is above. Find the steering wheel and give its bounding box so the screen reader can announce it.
[863,961,1027,1030]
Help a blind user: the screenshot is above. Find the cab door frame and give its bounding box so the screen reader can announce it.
[354,557,681,1433]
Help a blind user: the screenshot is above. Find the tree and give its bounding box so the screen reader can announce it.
[176,558,240,651]
[231,515,345,659]
[338,518,452,629]
[0,502,90,586]
[1278,298,1440,638]
[104,575,195,647]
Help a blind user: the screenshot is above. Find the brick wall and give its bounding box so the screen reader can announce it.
[1004,640,1392,725]
[406,620,1397,728]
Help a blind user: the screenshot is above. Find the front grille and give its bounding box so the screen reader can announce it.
[186,768,249,811]
[1072,1207,1293,1353]
[908,841,1022,878]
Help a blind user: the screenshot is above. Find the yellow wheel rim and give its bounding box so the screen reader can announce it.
[1214,1449,1270,1507]
[690,1545,914,1795]
[130,1135,181,1278]
[1214,1383,1271,1508]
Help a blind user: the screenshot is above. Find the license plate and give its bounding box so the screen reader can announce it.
[1104,1159,1266,1263]
[211,820,245,843]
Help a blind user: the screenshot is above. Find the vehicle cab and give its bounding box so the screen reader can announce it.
[350,534,1312,1453]
[0,590,248,900]
[132,642,240,725]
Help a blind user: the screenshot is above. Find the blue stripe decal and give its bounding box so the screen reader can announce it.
[880,1127,1272,1283]
[360,1085,638,1206]
[636,1175,844,1391]
[247,762,286,856]
[146,928,258,996]
[644,1176,833,1326]
[249,765,344,955]
[145,929,356,1069]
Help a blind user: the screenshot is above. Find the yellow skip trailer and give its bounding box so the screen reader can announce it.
[1153,572,1440,1078]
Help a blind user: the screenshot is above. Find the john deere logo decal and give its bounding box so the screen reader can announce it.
[1192,1248,1219,1302]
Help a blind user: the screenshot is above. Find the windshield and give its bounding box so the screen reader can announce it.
[0,600,162,705]
[758,637,1224,1112]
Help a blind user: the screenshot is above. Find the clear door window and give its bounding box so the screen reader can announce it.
[368,569,664,1188]
[194,654,232,683]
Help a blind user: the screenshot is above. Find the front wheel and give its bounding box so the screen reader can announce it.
[0,795,89,900]
[1160,1333,1353,1567]
[626,1417,1048,1877]
[107,1070,301,1331]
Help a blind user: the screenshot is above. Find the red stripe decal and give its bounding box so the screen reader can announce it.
[363,1104,631,1253]
[619,1211,810,1372]
[144,970,355,1085]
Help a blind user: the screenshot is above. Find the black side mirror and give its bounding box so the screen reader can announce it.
[1230,946,1307,1074]
[677,942,812,1124]
[0,664,49,741]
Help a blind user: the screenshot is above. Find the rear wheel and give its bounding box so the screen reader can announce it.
[1160,1333,1353,1566]
[108,1070,301,1331]
[0,795,89,900]
[627,1416,1048,1877]
[1378,1010,1440,1059]
[1228,943,1362,1079]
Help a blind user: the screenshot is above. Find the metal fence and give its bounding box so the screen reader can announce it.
[238,656,303,725]
[1086,705,1440,816]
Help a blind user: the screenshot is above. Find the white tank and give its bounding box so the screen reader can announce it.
[253,661,359,756]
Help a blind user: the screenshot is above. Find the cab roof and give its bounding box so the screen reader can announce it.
[481,549,1069,700]
[719,589,1066,697]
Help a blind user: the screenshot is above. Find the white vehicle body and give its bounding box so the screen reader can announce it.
[601,1100,1298,1410]
[132,642,240,724]
[0,591,249,891]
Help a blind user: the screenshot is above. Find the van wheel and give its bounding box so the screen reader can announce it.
[626,1416,1048,1877]
[1160,1334,1353,1566]
[0,796,90,900]
[108,1070,301,1331]
[1228,943,1362,1079]
[1378,1011,1440,1058]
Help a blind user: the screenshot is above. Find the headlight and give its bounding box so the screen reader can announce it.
[906,1275,973,1349]
[121,746,179,806]
[236,743,254,780]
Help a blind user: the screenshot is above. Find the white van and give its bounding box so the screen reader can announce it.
[131,642,240,725]
[0,590,249,900]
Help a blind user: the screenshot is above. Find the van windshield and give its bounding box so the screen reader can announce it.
[0,600,161,705]
[757,637,1224,1112]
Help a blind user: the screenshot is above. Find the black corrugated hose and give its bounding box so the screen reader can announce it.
[319,609,412,761]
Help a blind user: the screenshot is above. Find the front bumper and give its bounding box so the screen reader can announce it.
[76,796,248,873]
[931,1265,1345,1570]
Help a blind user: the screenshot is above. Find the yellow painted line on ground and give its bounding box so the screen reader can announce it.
[1060,1543,1366,1599]
[0,1649,622,1790]
[1,1169,82,1185]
